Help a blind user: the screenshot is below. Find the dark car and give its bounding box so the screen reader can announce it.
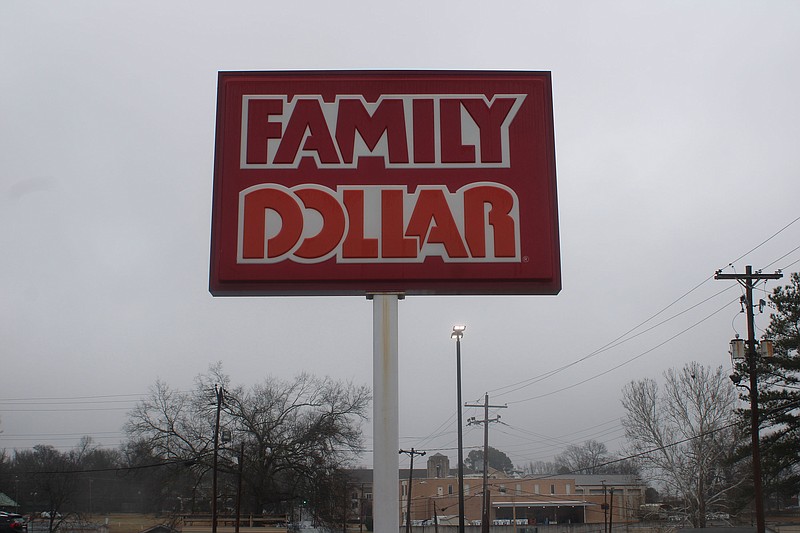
[0,513,26,533]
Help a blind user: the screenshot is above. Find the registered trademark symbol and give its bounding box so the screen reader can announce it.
[523,256,530,263]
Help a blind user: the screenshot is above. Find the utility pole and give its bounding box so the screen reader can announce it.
[601,481,608,533]
[235,442,244,533]
[400,448,426,533]
[715,265,782,533]
[608,487,614,533]
[211,385,225,533]
[466,393,507,533]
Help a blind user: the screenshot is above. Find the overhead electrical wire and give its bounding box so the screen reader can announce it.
[404,217,799,460]
[0,392,145,402]
[7,219,798,464]
[494,422,627,462]
[505,298,738,405]
[489,285,737,399]
[0,406,134,412]
[490,219,800,405]
[498,419,625,451]
[780,256,800,271]
[720,215,800,271]
[489,226,799,403]
[763,243,800,271]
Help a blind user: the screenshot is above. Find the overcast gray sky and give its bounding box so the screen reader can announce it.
[2,1,799,471]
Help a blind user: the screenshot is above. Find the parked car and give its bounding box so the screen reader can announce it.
[0,513,26,533]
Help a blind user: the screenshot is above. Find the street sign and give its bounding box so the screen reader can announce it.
[210,71,560,296]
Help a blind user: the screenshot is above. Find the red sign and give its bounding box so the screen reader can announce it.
[210,71,560,296]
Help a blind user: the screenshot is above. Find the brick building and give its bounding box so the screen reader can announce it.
[346,454,646,527]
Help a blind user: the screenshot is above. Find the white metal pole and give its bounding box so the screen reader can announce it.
[373,293,400,533]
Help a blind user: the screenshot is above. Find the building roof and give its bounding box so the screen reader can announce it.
[346,467,430,483]
[0,493,18,508]
[342,470,645,489]
[679,529,755,533]
[140,525,179,533]
[573,474,641,486]
[494,500,596,508]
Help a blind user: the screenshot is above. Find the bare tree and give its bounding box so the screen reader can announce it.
[125,363,371,523]
[621,362,746,527]
[525,460,557,475]
[13,445,77,532]
[555,440,611,474]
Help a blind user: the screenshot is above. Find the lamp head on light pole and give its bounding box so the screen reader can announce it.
[451,324,466,339]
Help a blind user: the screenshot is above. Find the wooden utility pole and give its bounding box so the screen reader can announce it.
[715,265,782,533]
[400,448,426,533]
[608,487,614,533]
[235,442,244,533]
[601,481,608,533]
[466,394,507,533]
[211,385,225,533]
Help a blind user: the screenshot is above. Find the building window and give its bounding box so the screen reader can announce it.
[448,484,453,495]
[534,484,540,495]
[516,484,522,496]
[499,485,506,494]
[566,484,571,495]
[437,486,444,496]
[465,484,470,495]
[550,484,555,495]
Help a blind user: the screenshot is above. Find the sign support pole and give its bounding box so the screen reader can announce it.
[371,293,401,533]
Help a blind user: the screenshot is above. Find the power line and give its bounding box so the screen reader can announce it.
[0,393,146,402]
[488,217,800,402]
[15,457,197,476]
[406,234,798,461]
[500,219,800,403]
[490,285,737,400]
[781,256,800,271]
[0,407,134,412]
[719,215,800,271]
[763,243,800,271]
[506,298,737,405]
[0,399,139,406]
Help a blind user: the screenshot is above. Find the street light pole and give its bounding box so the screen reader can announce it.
[452,325,466,533]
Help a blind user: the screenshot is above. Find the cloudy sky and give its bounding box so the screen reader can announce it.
[2,1,799,472]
